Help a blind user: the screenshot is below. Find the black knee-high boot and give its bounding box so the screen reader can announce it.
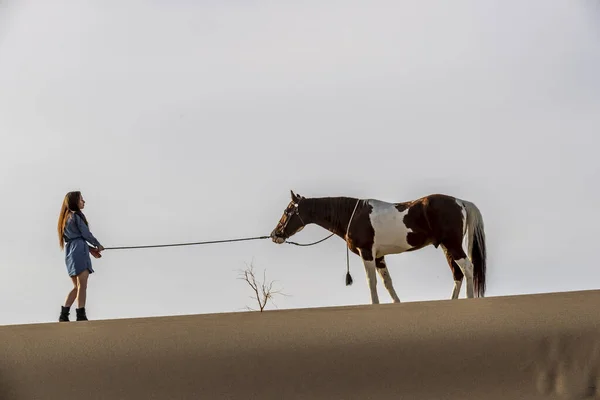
[76,307,88,321]
[59,306,70,322]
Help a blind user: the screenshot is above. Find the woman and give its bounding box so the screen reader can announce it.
[57,191,104,322]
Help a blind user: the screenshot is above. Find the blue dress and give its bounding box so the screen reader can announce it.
[63,212,103,277]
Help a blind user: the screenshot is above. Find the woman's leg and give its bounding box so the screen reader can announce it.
[64,276,78,307]
[59,277,78,322]
[76,269,90,309]
[75,269,90,321]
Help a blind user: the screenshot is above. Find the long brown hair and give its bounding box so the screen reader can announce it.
[57,191,88,249]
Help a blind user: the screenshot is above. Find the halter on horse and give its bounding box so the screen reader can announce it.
[270,190,487,304]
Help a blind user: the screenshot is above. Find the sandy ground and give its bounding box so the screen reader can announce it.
[1,289,600,400]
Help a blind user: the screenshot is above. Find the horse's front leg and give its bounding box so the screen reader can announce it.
[376,256,401,303]
[359,248,379,304]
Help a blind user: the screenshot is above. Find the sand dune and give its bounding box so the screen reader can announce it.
[1,289,600,399]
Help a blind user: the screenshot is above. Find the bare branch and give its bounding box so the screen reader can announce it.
[238,261,288,312]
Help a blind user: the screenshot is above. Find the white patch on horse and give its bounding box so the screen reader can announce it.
[458,200,468,235]
[367,199,414,258]
[454,199,468,253]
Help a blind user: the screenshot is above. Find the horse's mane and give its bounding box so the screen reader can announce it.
[303,196,360,234]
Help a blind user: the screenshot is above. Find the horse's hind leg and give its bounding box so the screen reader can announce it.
[455,257,474,298]
[443,242,474,298]
[375,256,401,303]
[442,246,464,299]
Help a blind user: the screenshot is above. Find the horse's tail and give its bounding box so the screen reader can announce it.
[462,200,487,297]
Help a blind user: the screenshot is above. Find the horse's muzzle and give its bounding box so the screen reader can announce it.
[270,230,286,244]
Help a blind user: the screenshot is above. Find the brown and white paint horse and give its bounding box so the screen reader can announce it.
[270,190,487,304]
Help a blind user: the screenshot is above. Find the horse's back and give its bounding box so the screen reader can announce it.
[366,198,405,218]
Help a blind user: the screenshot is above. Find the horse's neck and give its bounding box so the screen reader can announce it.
[304,197,358,238]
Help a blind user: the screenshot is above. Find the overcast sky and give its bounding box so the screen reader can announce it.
[1,0,599,325]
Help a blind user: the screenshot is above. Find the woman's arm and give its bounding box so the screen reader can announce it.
[75,213,103,249]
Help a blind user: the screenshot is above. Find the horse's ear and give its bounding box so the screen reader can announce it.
[291,190,304,202]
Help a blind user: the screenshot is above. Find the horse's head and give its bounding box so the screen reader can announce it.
[270,190,307,244]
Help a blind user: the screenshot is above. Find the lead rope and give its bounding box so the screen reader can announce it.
[103,236,270,250]
[284,233,334,246]
[344,199,361,286]
[103,234,335,251]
